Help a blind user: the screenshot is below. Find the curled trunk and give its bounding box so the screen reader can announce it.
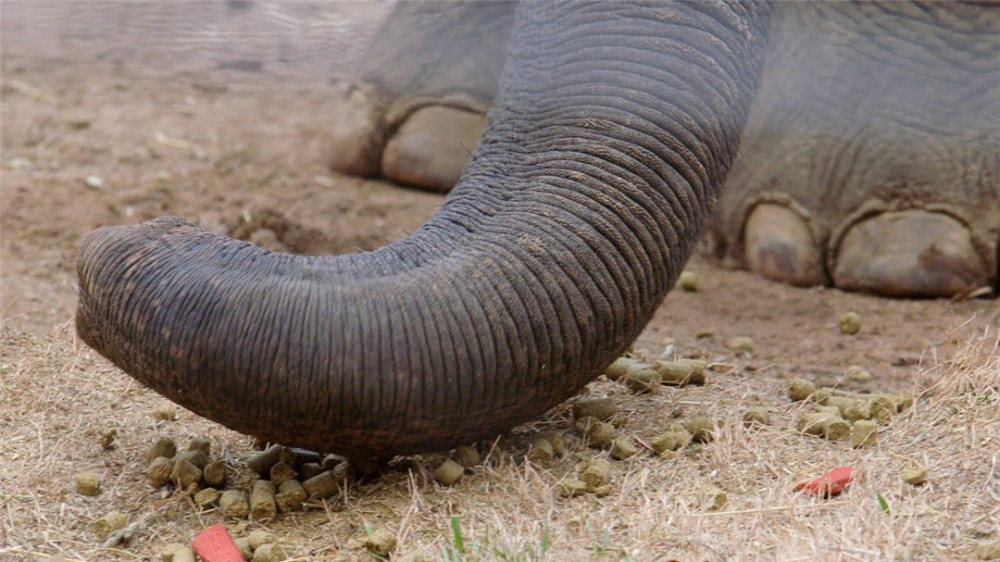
[76,1,771,459]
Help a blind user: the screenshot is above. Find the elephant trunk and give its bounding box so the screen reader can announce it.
[76,1,771,459]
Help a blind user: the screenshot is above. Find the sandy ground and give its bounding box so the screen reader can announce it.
[2,57,999,561]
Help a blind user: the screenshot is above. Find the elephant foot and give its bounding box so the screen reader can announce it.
[328,83,488,192]
[739,200,995,298]
[831,210,990,298]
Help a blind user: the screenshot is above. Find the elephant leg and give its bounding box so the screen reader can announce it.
[328,1,515,192]
[712,1,999,297]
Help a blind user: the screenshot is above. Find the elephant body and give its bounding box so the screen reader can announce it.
[74,1,998,460]
[332,0,1000,298]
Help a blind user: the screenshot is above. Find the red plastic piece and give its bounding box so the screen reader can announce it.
[795,467,861,498]
[193,524,244,562]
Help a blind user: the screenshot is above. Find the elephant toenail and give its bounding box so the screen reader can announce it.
[832,210,988,298]
[743,203,827,287]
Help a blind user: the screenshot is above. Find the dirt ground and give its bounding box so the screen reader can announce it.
[2,57,999,561]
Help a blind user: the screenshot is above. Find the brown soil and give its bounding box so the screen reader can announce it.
[2,57,998,561]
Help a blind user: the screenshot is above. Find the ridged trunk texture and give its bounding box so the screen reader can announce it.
[76,1,771,459]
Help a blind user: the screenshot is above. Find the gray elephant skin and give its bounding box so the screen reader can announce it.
[75,1,998,462]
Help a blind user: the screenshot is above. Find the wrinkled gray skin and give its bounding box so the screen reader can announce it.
[77,1,770,461]
[333,1,999,299]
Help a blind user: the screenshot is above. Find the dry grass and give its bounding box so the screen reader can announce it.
[1,317,997,561]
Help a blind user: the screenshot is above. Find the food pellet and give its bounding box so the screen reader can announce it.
[363,528,398,558]
[838,312,862,335]
[558,477,588,497]
[651,425,693,454]
[699,483,728,511]
[743,407,770,427]
[252,543,288,562]
[895,389,914,412]
[655,360,706,386]
[576,417,616,449]
[433,459,465,486]
[187,437,211,456]
[846,365,873,383]
[678,270,698,292]
[148,456,173,487]
[203,460,228,488]
[276,479,308,513]
[452,445,480,468]
[171,458,202,489]
[76,472,101,496]
[298,462,323,480]
[145,438,177,464]
[175,449,208,470]
[788,378,817,402]
[604,357,649,381]
[581,458,612,490]
[610,437,638,460]
[248,444,295,476]
[170,546,196,562]
[545,432,567,457]
[92,511,127,540]
[852,420,878,449]
[870,395,895,424]
[572,397,618,421]
[194,487,221,508]
[219,489,250,519]
[234,537,253,561]
[902,466,927,486]
[684,416,716,443]
[726,336,755,354]
[527,437,555,467]
[248,529,276,550]
[269,462,297,487]
[622,367,661,393]
[302,470,339,499]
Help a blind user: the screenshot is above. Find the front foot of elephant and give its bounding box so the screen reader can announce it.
[328,84,488,192]
[741,199,996,298]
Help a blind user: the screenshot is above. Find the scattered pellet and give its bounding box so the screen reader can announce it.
[276,479,308,513]
[811,387,834,405]
[610,437,638,460]
[269,462,297,487]
[152,405,178,421]
[655,360,706,386]
[219,489,250,519]
[298,462,323,481]
[743,407,770,427]
[852,420,878,449]
[699,483,728,511]
[363,528,398,558]
[248,529,276,550]
[92,511,127,540]
[895,389,914,412]
[846,365,873,383]
[622,367,661,393]
[527,437,555,467]
[169,546,196,562]
[252,543,288,562]
[234,537,254,561]
[76,472,101,496]
[99,429,117,450]
[203,460,228,488]
[193,487,221,508]
[148,456,173,487]
[581,458,612,490]
[171,458,202,489]
[576,417,616,449]
[321,454,346,471]
[976,540,1000,560]
[545,432,567,457]
[331,460,357,484]
[558,477,588,498]
[433,459,465,486]
[452,445,480,468]
[838,311,862,335]
[145,438,177,464]
[843,399,873,422]
[572,397,618,421]
[604,357,649,381]
[302,470,339,499]
[708,362,736,375]
[902,466,927,486]
[870,395,895,424]
[696,328,715,339]
[726,336,755,355]
[684,416,716,443]
[797,413,850,441]
[788,378,817,402]
[248,444,295,476]
[187,437,211,456]
[161,543,188,562]
[651,424,693,454]
[678,270,698,292]
[175,449,208,470]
